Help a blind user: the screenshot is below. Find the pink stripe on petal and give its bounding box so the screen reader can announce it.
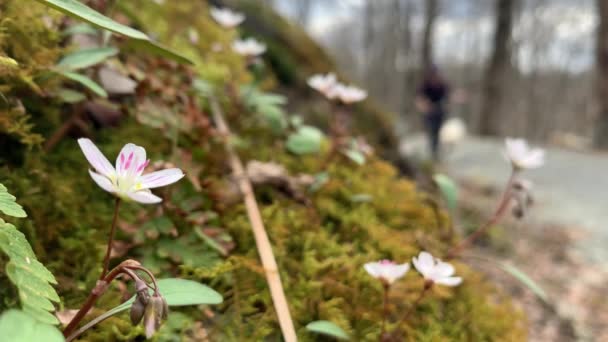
[124,152,134,171]
[136,159,150,173]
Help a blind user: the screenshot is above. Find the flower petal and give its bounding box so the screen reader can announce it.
[127,190,162,204]
[384,263,410,283]
[116,143,146,177]
[364,262,380,278]
[434,276,462,287]
[88,170,115,193]
[139,168,185,189]
[78,138,115,177]
[413,251,434,277]
[432,261,455,278]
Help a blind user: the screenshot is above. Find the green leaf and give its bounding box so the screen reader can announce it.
[56,89,86,103]
[0,310,63,342]
[59,71,108,98]
[57,47,118,71]
[286,126,324,155]
[123,39,193,66]
[192,78,213,97]
[0,56,19,70]
[22,305,60,325]
[498,262,548,302]
[108,278,223,315]
[309,172,329,193]
[62,23,98,36]
[0,184,26,217]
[306,320,349,340]
[35,0,192,65]
[240,86,288,132]
[343,148,365,165]
[433,174,458,211]
[0,220,60,324]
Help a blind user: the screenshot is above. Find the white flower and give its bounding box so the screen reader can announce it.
[335,84,367,104]
[308,73,337,98]
[412,251,462,287]
[210,7,245,28]
[78,138,184,204]
[440,118,467,144]
[232,38,266,57]
[504,138,545,170]
[364,260,410,285]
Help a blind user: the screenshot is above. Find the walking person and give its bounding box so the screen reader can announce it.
[416,66,450,161]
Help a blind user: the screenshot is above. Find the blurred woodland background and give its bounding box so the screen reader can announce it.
[268,0,607,149]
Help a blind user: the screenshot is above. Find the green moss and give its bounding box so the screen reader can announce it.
[0,1,525,341]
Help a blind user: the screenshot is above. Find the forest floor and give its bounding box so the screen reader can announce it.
[401,135,608,341]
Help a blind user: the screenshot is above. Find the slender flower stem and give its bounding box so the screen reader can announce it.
[446,171,517,259]
[100,198,121,280]
[124,265,159,294]
[399,283,430,325]
[380,284,390,339]
[321,103,348,169]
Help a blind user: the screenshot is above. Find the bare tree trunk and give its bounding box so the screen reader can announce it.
[363,0,376,83]
[479,0,516,136]
[421,0,438,72]
[400,0,415,118]
[595,0,608,148]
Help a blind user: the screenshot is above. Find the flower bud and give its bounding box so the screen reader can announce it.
[143,294,168,338]
[130,285,150,326]
[130,294,146,325]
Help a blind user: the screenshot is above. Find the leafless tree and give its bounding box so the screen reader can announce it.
[595,0,608,148]
[479,0,518,136]
[421,0,438,72]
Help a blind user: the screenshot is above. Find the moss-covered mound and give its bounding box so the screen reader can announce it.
[0,0,525,341]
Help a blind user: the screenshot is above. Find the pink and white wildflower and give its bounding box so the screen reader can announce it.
[210,7,245,28]
[307,73,338,98]
[364,260,410,285]
[412,251,462,287]
[78,138,184,204]
[232,38,266,57]
[504,137,545,170]
[335,84,368,104]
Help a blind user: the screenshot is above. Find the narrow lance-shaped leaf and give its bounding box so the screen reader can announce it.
[35,0,193,65]
[498,262,548,302]
[306,320,350,340]
[57,47,118,71]
[433,173,458,211]
[59,71,108,98]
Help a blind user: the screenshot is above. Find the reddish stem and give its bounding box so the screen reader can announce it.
[321,103,349,169]
[399,282,430,325]
[446,171,517,259]
[380,284,390,339]
[100,198,121,280]
[62,265,124,337]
